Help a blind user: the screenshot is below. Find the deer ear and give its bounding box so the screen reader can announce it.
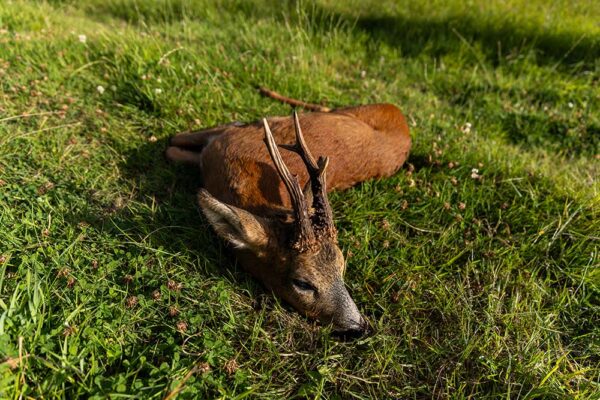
[197,189,272,251]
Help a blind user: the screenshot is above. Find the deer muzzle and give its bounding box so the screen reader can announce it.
[329,281,367,337]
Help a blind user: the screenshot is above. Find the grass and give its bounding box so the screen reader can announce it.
[0,0,598,398]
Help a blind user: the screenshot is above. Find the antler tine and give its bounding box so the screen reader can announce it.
[280,110,319,171]
[282,110,337,239]
[262,118,316,251]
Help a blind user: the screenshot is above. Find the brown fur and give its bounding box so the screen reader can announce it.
[168,104,411,213]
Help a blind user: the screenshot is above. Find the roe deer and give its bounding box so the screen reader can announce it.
[166,103,411,337]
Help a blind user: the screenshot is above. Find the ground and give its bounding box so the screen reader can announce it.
[0,0,598,398]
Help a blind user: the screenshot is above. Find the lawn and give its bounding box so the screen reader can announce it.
[0,0,598,398]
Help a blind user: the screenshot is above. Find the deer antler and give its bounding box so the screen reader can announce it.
[262,118,316,251]
[280,110,337,240]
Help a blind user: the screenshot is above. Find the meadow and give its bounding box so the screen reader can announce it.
[0,0,598,398]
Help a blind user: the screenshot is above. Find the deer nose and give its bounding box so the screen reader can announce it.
[333,317,368,340]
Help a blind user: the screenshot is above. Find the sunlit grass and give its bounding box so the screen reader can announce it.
[0,0,598,398]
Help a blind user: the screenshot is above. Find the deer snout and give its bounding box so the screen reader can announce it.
[329,282,367,338]
[334,316,367,338]
[334,321,368,341]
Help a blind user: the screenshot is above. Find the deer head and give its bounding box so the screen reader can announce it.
[198,111,366,336]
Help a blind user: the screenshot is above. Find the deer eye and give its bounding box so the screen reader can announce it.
[292,279,316,292]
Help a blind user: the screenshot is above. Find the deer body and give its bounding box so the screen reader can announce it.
[166,103,411,336]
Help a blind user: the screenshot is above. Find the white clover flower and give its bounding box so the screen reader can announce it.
[461,122,472,134]
[78,34,87,43]
[96,85,105,94]
[154,88,162,94]
[568,102,574,109]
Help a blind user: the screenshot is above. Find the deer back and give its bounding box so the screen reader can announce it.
[199,103,411,215]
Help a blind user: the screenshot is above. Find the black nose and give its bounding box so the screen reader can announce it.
[334,327,366,341]
[333,319,369,341]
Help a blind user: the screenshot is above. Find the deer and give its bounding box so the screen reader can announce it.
[165,101,411,337]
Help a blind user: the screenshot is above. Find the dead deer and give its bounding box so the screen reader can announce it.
[166,103,411,337]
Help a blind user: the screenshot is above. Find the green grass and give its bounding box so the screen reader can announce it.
[0,0,598,398]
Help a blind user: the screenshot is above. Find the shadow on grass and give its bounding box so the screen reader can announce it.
[501,112,600,156]
[350,14,598,68]
[429,77,600,156]
[62,0,599,69]
[115,137,229,265]
[105,136,276,302]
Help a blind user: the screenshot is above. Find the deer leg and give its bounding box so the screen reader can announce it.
[165,146,203,166]
[169,128,221,149]
[169,122,243,149]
